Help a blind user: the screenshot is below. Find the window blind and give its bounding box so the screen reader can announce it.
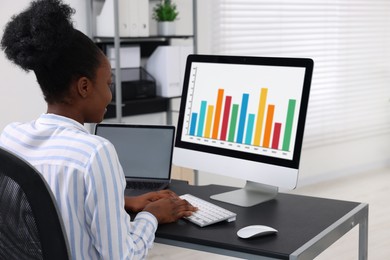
[211,0,390,149]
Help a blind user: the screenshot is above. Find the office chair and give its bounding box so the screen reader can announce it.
[0,147,71,260]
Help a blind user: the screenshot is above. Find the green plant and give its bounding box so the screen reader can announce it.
[153,0,179,22]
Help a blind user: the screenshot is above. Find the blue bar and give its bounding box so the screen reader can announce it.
[236,93,249,143]
[245,114,255,145]
[197,101,207,137]
[190,113,198,136]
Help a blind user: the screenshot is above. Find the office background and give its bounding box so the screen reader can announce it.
[0,0,389,258]
[1,0,389,186]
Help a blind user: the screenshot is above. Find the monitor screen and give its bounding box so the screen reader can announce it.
[174,55,313,207]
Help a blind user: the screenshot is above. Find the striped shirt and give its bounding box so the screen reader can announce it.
[0,114,157,259]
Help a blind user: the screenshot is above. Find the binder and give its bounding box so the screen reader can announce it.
[137,0,149,37]
[96,0,149,37]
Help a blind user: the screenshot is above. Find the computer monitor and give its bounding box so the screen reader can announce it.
[173,54,313,207]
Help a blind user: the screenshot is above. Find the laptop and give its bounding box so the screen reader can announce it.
[94,123,175,192]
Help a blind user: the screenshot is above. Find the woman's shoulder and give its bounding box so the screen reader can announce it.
[2,121,32,136]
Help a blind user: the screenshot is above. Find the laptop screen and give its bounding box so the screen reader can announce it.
[95,124,175,181]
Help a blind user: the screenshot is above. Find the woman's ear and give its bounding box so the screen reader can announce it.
[76,77,92,98]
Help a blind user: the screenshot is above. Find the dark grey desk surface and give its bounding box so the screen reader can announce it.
[126,180,367,259]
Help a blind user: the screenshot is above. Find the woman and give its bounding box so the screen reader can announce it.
[0,0,195,259]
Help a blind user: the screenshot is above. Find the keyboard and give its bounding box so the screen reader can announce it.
[180,194,237,227]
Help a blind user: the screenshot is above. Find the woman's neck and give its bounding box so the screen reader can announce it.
[47,103,84,125]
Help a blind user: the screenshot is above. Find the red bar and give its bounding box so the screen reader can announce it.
[220,96,232,141]
[272,123,282,149]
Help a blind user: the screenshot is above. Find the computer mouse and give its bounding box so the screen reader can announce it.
[237,225,278,239]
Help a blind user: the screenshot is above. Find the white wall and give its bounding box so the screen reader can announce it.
[0,1,44,131]
[0,0,88,131]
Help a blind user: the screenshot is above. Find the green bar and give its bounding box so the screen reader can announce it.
[228,104,239,142]
[282,99,296,151]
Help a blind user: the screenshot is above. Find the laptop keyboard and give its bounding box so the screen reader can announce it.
[126,181,166,191]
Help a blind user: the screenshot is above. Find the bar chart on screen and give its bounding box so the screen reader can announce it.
[182,62,306,160]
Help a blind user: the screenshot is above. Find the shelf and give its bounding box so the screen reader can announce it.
[94,35,194,44]
[95,35,193,57]
[89,0,196,122]
[104,96,170,119]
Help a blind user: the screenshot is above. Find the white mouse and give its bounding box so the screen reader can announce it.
[237,225,278,239]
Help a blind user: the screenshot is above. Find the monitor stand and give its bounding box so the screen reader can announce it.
[210,181,278,207]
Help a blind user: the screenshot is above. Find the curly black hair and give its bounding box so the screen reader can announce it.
[1,0,102,104]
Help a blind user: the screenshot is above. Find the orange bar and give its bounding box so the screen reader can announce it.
[254,88,268,146]
[204,105,214,138]
[262,104,275,148]
[212,89,225,139]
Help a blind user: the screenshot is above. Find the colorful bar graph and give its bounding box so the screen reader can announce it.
[262,105,275,148]
[245,114,255,145]
[196,101,207,137]
[236,94,249,144]
[282,99,296,151]
[212,89,225,139]
[190,113,198,136]
[220,96,232,141]
[272,123,282,149]
[254,88,268,146]
[187,87,297,152]
[204,105,214,138]
[228,104,239,142]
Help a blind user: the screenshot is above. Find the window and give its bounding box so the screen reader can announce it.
[211,0,390,148]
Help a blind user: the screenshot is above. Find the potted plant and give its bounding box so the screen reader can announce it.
[153,0,179,36]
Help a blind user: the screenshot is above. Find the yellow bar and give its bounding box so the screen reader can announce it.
[254,88,268,146]
[263,104,275,148]
[212,89,225,139]
[204,105,214,138]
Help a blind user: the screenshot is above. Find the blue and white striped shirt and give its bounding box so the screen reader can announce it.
[0,114,157,259]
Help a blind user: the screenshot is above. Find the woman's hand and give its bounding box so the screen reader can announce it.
[143,197,197,224]
[124,190,178,212]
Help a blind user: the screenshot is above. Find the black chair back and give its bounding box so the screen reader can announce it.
[0,147,71,260]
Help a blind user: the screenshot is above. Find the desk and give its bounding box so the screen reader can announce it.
[148,180,368,260]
